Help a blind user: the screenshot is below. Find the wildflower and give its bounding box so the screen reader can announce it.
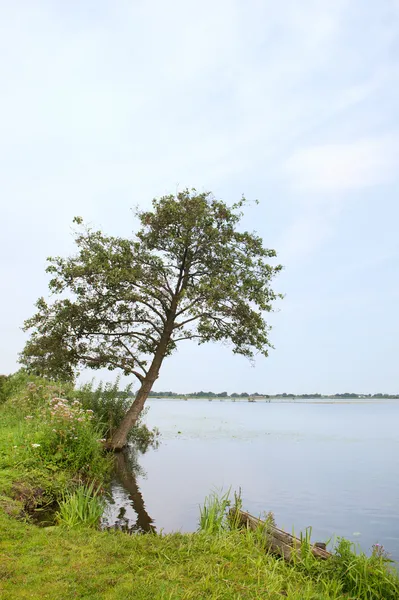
[31,443,41,448]
[24,415,33,420]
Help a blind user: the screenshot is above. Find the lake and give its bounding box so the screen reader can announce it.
[103,398,399,563]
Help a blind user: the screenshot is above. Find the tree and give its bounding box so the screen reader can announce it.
[21,189,282,450]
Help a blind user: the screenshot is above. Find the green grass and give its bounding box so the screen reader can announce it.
[2,514,399,600]
[198,488,232,533]
[0,510,356,600]
[56,481,106,528]
[0,382,111,525]
[197,491,399,599]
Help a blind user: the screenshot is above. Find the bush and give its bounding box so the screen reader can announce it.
[73,378,132,439]
[0,375,9,404]
[73,378,160,450]
[1,371,73,414]
[2,373,159,451]
[9,386,110,479]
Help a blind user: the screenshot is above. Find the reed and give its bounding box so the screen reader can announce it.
[56,481,105,528]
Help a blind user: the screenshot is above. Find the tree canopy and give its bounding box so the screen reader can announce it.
[21,189,282,448]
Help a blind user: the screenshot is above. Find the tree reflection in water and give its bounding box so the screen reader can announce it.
[104,446,156,534]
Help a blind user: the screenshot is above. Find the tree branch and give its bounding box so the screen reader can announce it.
[131,298,166,323]
[171,334,204,342]
[118,340,148,376]
[175,247,189,296]
[132,370,145,383]
[173,313,205,329]
[175,297,204,317]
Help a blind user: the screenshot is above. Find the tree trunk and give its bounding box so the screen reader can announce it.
[108,272,186,451]
[108,318,175,450]
[107,375,155,451]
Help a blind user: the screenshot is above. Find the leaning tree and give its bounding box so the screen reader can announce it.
[21,189,282,449]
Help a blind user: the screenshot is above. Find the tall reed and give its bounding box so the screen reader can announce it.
[56,481,105,528]
[198,488,231,533]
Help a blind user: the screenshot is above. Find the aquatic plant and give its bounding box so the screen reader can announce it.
[198,488,232,533]
[56,481,105,528]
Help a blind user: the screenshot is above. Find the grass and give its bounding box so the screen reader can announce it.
[0,510,365,600]
[197,490,399,600]
[198,488,232,533]
[56,481,106,528]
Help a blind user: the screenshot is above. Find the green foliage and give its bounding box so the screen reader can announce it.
[328,538,399,599]
[20,189,281,386]
[72,378,160,450]
[0,375,9,404]
[128,415,160,452]
[73,378,133,439]
[20,189,282,446]
[198,488,232,534]
[0,370,69,409]
[56,481,105,528]
[292,535,399,599]
[198,491,399,599]
[2,382,110,479]
[0,384,111,528]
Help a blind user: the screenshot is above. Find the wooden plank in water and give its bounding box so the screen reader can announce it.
[229,509,332,562]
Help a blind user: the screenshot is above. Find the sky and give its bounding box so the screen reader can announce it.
[1,0,399,394]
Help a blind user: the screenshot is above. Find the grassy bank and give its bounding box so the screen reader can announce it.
[2,504,399,600]
[0,512,365,600]
[1,374,399,599]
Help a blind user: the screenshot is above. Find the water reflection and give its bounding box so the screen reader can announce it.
[103,448,155,534]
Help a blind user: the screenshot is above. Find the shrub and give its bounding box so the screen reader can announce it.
[10,387,110,479]
[73,378,160,450]
[0,375,9,404]
[73,378,132,439]
[2,372,73,414]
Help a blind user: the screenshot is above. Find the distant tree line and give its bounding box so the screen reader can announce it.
[145,391,399,399]
[1,374,398,400]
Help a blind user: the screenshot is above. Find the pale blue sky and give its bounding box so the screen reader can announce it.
[1,1,398,394]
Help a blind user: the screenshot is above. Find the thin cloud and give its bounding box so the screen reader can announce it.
[285,136,399,193]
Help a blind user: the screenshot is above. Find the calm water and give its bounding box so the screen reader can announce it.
[103,399,399,562]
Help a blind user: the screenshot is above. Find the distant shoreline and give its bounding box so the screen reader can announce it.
[148,396,399,402]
